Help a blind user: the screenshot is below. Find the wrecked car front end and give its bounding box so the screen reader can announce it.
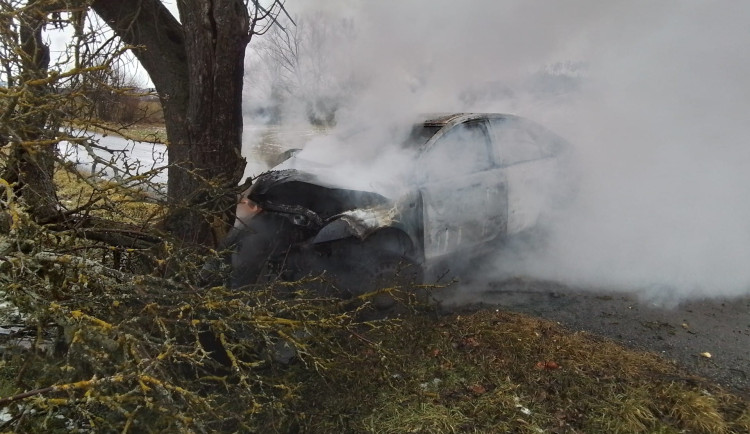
[227,169,423,292]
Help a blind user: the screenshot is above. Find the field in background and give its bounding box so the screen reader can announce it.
[92,114,326,178]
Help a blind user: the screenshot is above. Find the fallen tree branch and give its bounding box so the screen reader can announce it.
[34,251,182,290]
[46,215,163,249]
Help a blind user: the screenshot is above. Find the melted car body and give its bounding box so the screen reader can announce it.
[228,113,571,292]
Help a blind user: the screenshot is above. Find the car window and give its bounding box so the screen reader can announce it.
[419,121,492,182]
[489,118,543,166]
[402,124,441,148]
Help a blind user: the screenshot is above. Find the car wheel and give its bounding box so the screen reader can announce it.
[361,251,425,310]
[330,232,426,317]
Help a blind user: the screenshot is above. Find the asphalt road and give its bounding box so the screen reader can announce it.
[436,278,750,397]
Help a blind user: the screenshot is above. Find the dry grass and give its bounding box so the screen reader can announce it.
[54,165,165,227]
[286,308,750,433]
[74,99,167,143]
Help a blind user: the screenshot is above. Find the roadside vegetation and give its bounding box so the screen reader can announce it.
[0,168,748,433]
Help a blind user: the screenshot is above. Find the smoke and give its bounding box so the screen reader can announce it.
[243,1,750,302]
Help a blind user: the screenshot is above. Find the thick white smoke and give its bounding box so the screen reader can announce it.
[243,1,750,301]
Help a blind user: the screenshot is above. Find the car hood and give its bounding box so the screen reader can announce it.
[272,148,415,200]
[246,168,393,224]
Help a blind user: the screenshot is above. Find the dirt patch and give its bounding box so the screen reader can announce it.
[437,278,750,397]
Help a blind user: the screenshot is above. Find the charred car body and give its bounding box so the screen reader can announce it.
[227,113,571,296]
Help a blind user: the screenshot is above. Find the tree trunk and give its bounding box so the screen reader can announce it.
[2,8,57,222]
[91,0,250,247]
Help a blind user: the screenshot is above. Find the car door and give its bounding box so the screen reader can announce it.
[488,117,558,234]
[417,119,507,261]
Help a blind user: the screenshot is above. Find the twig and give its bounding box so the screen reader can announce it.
[0,375,124,407]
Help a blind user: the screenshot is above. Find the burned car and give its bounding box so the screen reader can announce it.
[227,113,571,295]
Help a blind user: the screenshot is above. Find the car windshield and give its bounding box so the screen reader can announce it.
[402,124,441,148]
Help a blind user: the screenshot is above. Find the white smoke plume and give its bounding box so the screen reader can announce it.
[243,1,750,302]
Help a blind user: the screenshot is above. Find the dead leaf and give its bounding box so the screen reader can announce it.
[469,384,486,396]
[535,361,560,370]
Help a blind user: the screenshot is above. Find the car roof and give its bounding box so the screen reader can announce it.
[420,112,517,127]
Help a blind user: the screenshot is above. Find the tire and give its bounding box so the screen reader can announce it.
[361,252,425,311]
[330,231,426,317]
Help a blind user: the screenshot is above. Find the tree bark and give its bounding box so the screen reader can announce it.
[2,7,57,222]
[92,0,250,247]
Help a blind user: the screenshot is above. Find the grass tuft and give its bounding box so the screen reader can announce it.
[662,385,729,433]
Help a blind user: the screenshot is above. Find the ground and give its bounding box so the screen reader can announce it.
[438,278,750,397]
